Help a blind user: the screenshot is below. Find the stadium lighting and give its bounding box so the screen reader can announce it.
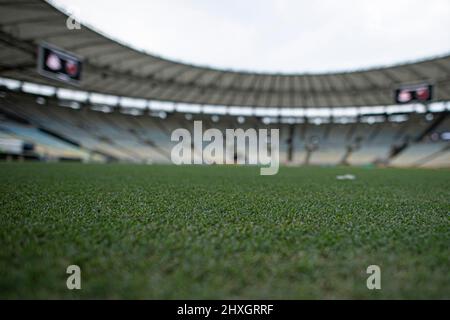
[148,100,175,112]
[58,100,81,109]
[35,97,46,105]
[254,108,280,117]
[120,97,147,109]
[158,111,167,119]
[361,115,385,124]
[279,108,305,117]
[261,117,272,124]
[176,103,202,114]
[333,116,357,124]
[120,108,143,116]
[413,104,427,113]
[359,106,385,115]
[22,82,55,96]
[0,77,21,90]
[441,132,450,141]
[4,77,447,119]
[228,106,253,116]
[305,108,332,118]
[89,93,119,106]
[386,104,416,114]
[428,102,446,113]
[388,114,409,122]
[279,117,305,124]
[202,105,227,115]
[331,108,358,117]
[91,105,113,113]
[57,88,88,102]
[310,117,330,125]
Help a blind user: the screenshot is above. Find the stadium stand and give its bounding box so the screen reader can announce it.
[0,90,448,167]
[0,0,448,168]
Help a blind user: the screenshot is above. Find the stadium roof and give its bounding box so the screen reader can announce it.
[0,0,449,108]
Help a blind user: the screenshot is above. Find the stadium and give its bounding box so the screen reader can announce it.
[0,0,449,300]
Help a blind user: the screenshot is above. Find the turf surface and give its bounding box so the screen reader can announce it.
[0,163,448,299]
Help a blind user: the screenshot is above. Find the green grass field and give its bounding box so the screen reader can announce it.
[0,163,448,299]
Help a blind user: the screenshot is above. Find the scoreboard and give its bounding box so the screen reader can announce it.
[395,83,433,104]
[37,43,82,85]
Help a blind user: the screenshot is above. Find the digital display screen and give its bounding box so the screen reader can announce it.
[395,83,433,104]
[37,43,82,84]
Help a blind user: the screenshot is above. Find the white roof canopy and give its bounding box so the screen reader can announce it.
[0,0,449,108]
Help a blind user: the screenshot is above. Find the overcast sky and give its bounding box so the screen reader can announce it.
[50,0,450,73]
